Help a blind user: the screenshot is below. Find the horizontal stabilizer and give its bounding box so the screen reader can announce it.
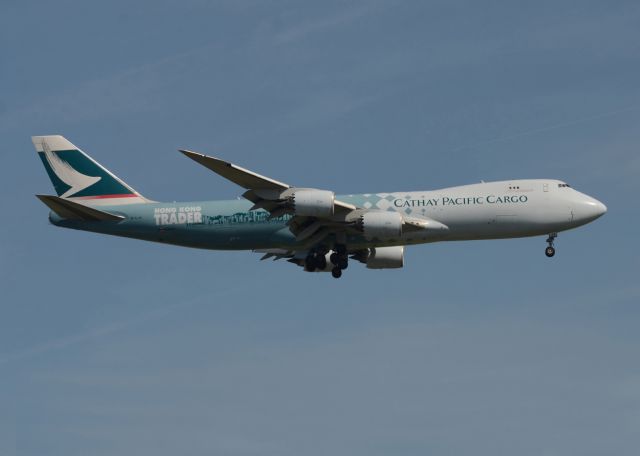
[36,195,124,221]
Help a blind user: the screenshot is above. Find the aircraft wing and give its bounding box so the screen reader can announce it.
[179,150,290,191]
[179,149,446,245]
[180,149,357,217]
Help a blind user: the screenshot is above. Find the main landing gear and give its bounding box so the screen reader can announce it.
[305,250,327,272]
[330,244,348,279]
[545,233,557,258]
[305,244,349,278]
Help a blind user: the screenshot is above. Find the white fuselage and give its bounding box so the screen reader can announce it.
[50,179,606,252]
[339,179,607,247]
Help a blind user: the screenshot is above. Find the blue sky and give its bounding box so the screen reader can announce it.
[1,1,639,455]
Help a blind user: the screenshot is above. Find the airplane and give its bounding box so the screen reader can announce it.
[33,135,607,278]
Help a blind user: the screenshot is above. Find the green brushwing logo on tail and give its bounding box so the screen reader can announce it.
[38,148,134,198]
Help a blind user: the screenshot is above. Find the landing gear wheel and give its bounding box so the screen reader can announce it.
[330,248,348,270]
[316,255,327,270]
[545,232,557,258]
[330,252,339,264]
[305,254,318,271]
[331,267,342,279]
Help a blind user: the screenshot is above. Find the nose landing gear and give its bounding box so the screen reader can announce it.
[545,233,557,257]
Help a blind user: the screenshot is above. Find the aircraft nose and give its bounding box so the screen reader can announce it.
[594,200,607,217]
[573,195,607,223]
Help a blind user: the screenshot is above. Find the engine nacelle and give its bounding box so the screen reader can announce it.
[358,210,403,240]
[366,246,404,269]
[289,189,335,217]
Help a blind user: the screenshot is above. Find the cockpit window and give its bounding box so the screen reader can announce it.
[558,183,571,188]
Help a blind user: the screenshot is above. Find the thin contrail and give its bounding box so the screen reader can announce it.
[452,103,640,152]
[0,286,241,367]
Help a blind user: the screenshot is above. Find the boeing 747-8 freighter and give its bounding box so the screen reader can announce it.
[34,135,606,278]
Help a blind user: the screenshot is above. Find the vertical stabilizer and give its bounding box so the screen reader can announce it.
[32,135,149,205]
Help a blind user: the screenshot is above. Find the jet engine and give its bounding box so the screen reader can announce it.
[358,210,403,240]
[288,189,335,217]
[366,246,404,269]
